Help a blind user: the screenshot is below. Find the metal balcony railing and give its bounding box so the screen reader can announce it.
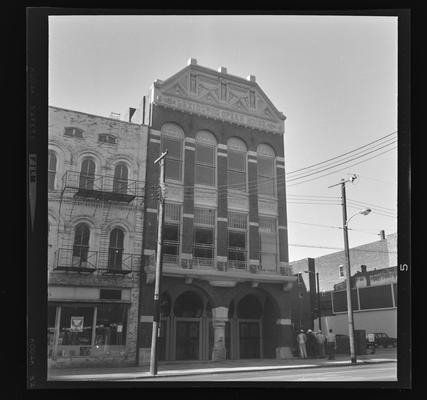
[54,248,140,274]
[63,170,145,202]
[227,248,248,270]
[193,245,214,269]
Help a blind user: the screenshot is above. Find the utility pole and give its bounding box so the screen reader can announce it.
[329,175,357,364]
[149,150,168,376]
[316,272,322,331]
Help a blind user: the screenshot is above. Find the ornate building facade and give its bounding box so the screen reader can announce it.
[47,106,148,367]
[139,59,296,363]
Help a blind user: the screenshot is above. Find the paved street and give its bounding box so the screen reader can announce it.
[139,362,397,382]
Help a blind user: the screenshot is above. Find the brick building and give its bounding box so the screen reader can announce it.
[139,59,297,363]
[291,232,397,337]
[47,106,148,367]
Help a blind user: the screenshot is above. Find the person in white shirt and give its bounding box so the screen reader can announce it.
[297,330,307,359]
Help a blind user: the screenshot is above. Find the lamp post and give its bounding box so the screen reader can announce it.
[329,175,371,364]
[304,270,321,331]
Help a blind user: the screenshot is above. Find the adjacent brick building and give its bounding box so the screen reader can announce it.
[290,232,397,337]
[139,59,297,363]
[47,106,148,367]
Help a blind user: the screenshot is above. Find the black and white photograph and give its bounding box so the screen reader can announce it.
[26,9,411,389]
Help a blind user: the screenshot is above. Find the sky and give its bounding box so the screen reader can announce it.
[48,15,398,262]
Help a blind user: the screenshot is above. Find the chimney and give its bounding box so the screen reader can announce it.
[361,265,367,274]
[379,230,386,240]
[188,57,197,66]
[218,66,227,74]
[128,107,136,123]
[247,74,256,82]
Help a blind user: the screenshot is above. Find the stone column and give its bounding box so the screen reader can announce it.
[275,318,294,359]
[211,306,228,361]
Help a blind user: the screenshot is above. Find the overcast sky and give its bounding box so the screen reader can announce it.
[49,15,398,262]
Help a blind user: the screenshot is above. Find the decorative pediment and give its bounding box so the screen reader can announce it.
[151,61,285,135]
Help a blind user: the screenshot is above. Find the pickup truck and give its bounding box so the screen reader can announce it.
[366,332,397,348]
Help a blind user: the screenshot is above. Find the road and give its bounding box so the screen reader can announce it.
[139,362,397,381]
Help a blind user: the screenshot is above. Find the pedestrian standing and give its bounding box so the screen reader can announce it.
[326,329,336,360]
[316,330,326,358]
[297,330,307,359]
[306,329,316,358]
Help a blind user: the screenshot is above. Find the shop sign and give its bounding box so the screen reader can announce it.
[70,316,84,332]
[117,324,123,333]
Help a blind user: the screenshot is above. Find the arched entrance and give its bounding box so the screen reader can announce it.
[227,291,281,360]
[173,291,204,360]
[236,294,263,359]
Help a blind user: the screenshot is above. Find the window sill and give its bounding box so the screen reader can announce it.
[258,194,278,201]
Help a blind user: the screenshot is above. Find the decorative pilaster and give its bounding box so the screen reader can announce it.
[248,152,260,263]
[276,157,289,263]
[181,137,195,256]
[217,144,228,264]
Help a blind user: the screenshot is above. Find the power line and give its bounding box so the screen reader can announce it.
[287,140,397,182]
[347,198,397,213]
[286,131,397,175]
[287,147,397,187]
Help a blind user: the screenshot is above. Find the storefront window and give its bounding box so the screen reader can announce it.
[48,305,57,357]
[95,304,128,346]
[59,305,94,346]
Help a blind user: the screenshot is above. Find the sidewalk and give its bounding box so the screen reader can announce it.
[48,349,396,381]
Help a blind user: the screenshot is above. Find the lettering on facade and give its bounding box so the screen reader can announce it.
[158,95,283,134]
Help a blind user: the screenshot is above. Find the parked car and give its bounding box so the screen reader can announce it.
[366,332,397,348]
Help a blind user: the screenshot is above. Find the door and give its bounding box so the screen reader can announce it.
[239,321,260,359]
[175,321,199,360]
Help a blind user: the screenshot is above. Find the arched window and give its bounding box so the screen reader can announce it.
[195,131,217,187]
[72,223,90,267]
[108,228,124,269]
[113,163,129,194]
[161,123,184,181]
[227,137,247,192]
[48,150,57,191]
[79,158,96,190]
[257,144,276,196]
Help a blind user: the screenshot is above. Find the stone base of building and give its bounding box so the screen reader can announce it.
[275,346,294,359]
[48,355,135,369]
[138,348,152,365]
[212,347,227,361]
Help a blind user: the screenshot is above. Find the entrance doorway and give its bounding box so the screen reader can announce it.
[175,320,200,360]
[239,321,261,358]
[236,294,263,359]
[173,291,204,361]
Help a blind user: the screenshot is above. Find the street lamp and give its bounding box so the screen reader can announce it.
[343,207,372,364]
[304,270,321,331]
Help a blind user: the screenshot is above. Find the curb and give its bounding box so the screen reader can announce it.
[50,359,397,381]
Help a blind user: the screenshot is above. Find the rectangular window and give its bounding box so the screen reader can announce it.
[48,305,57,349]
[58,305,94,346]
[95,304,128,346]
[193,207,215,267]
[257,156,275,196]
[162,136,183,181]
[228,212,247,269]
[64,127,83,138]
[227,150,246,191]
[163,203,181,263]
[195,143,216,186]
[259,217,277,271]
